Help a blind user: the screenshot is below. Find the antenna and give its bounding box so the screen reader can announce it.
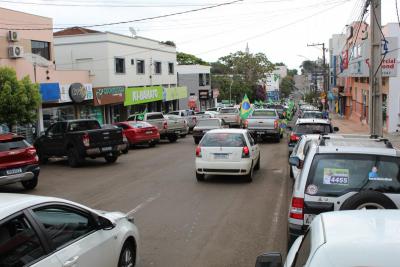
[129,27,136,37]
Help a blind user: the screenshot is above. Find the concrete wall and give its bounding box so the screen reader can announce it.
[178,73,211,109]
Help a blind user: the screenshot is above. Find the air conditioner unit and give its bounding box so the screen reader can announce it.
[8,31,18,41]
[8,46,23,58]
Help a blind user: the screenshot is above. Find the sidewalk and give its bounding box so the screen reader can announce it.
[330,114,400,150]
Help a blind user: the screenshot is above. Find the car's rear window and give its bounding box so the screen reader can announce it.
[197,120,220,127]
[303,112,323,119]
[295,123,332,134]
[0,139,29,152]
[252,110,276,117]
[201,133,246,147]
[147,114,164,120]
[168,111,180,116]
[68,121,101,131]
[220,108,237,114]
[306,154,400,197]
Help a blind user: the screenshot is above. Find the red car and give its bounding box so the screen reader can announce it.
[114,121,160,148]
[0,133,40,189]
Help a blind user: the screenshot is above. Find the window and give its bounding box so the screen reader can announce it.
[247,132,255,146]
[294,123,332,134]
[220,108,238,114]
[293,230,311,267]
[199,74,205,86]
[155,61,162,74]
[31,40,50,60]
[33,206,96,249]
[251,110,277,117]
[137,59,145,74]
[0,215,46,266]
[68,121,101,132]
[201,133,246,147]
[146,113,164,120]
[0,138,29,152]
[205,73,210,85]
[131,59,135,65]
[47,122,62,135]
[115,57,125,74]
[168,62,174,74]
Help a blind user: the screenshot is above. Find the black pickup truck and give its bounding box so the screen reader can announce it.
[34,119,127,167]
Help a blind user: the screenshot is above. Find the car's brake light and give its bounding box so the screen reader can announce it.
[274,120,279,129]
[196,146,202,157]
[82,133,90,147]
[242,146,250,158]
[290,197,304,220]
[26,147,38,161]
[163,121,168,129]
[290,133,300,142]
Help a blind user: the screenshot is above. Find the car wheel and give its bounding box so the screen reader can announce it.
[68,148,82,168]
[244,163,253,183]
[168,135,178,143]
[149,141,156,147]
[118,239,136,267]
[196,172,205,182]
[21,175,38,190]
[339,191,397,210]
[254,156,260,171]
[105,153,118,163]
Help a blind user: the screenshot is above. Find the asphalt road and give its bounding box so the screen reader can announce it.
[1,135,292,267]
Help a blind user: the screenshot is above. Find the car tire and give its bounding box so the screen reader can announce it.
[105,153,118,164]
[149,141,156,147]
[36,148,48,164]
[339,191,397,210]
[196,172,205,182]
[21,175,38,190]
[254,156,260,171]
[168,134,178,143]
[118,239,136,267]
[68,148,82,168]
[244,163,253,183]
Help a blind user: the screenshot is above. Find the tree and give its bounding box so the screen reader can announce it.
[161,40,176,47]
[177,52,208,65]
[287,68,298,76]
[280,76,294,98]
[0,67,41,129]
[255,84,266,101]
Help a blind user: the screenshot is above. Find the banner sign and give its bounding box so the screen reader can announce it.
[164,86,188,101]
[93,86,125,106]
[60,83,93,103]
[124,86,163,106]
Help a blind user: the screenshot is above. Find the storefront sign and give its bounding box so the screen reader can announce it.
[164,86,188,101]
[198,89,209,100]
[60,83,93,103]
[124,86,163,106]
[93,86,125,106]
[39,83,60,102]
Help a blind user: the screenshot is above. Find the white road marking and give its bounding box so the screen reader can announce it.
[266,175,287,248]
[126,194,160,216]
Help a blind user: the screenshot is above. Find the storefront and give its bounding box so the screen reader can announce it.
[164,86,188,112]
[124,86,163,114]
[93,86,126,123]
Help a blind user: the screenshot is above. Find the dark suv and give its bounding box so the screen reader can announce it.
[0,134,40,189]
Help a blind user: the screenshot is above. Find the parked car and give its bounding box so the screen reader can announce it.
[287,118,338,157]
[0,193,139,267]
[256,210,400,267]
[216,107,241,127]
[34,119,126,167]
[114,121,160,148]
[287,134,400,245]
[0,124,9,134]
[0,133,40,190]
[164,114,189,138]
[167,110,197,130]
[289,134,320,179]
[244,109,282,142]
[195,129,260,182]
[128,112,179,143]
[192,118,224,144]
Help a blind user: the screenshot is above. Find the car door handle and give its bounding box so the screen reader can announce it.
[63,256,79,267]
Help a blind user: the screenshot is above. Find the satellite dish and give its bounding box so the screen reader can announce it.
[129,27,136,37]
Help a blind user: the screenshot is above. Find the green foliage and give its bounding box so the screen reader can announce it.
[280,76,294,98]
[211,74,254,104]
[161,40,176,47]
[287,68,298,76]
[304,91,319,105]
[177,52,209,65]
[0,67,41,129]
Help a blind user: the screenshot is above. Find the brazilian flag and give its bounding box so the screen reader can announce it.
[240,94,252,120]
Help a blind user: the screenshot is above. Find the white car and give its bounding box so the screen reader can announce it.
[195,129,261,182]
[256,210,400,267]
[289,134,320,179]
[0,193,139,267]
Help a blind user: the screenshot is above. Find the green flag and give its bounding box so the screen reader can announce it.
[240,94,252,120]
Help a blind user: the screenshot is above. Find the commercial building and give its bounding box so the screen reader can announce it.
[328,33,346,113]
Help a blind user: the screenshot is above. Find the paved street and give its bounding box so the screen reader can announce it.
[0,136,292,267]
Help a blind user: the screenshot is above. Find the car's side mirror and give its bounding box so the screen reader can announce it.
[98,216,116,230]
[255,252,283,267]
[289,156,302,168]
[333,126,339,132]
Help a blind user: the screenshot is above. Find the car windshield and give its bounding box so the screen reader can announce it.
[168,111,180,115]
[295,123,332,134]
[307,154,400,197]
[0,138,29,152]
[220,108,237,114]
[200,133,246,147]
[251,110,276,117]
[68,121,101,131]
[197,120,220,127]
[303,112,323,119]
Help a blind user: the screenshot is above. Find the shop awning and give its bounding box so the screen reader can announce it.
[164,86,188,101]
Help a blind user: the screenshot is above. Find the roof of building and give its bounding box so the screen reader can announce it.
[54,27,101,36]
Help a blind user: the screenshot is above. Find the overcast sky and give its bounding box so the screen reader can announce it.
[0,0,398,70]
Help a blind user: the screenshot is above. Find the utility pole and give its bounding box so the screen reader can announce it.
[307,43,327,110]
[369,0,383,136]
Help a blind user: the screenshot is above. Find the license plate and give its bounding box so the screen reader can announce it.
[304,214,316,225]
[102,146,112,152]
[214,153,228,159]
[175,131,181,134]
[146,131,153,134]
[256,131,266,135]
[6,168,22,175]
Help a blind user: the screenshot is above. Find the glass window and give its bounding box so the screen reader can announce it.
[136,60,145,74]
[43,106,75,130]
[201,133,246,147]
[33,206,96,249]
[199,74,205,86]
[47,122,62,135]
[155,61,162,74]
[147,113,164,120]
[205,73,210,85]
[68,121,101,132]
[247,132,255,146]
[302,112,323,119]
[294,124,332,134]
[168,62,174,74]
[307,154,400,197]
[115,57,125,74]
[293,231,311,267]
[197,119,220,127]
[168,111,180,116]
[31,40,50,60]
[251,110,277,117]
[0,215,46,266]
[220,108,238,114]
[0,138,29,152]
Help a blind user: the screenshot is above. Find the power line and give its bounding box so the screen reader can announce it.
[0,0,243,30]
